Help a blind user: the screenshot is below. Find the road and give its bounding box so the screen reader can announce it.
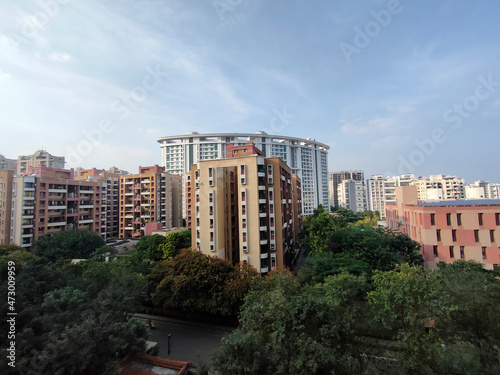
[135,314,234,367]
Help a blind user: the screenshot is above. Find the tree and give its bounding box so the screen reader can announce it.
[300,252,372,283]
[33,229,105,262]
[368,264,444,372]
[0,257,149,375]
[150,249,258,316]
[213,270,368,375]
[436,260,500,373]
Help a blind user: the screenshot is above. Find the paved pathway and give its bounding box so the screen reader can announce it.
[134,313,233,367]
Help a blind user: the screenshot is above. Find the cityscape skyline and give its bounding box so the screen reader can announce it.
[1,1,499,182]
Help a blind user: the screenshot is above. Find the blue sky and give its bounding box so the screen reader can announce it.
[0,0,499,182]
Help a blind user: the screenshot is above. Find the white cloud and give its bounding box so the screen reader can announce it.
[48,51,72,62]
[340,117,398,135]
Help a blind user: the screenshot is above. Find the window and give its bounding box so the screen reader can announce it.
[449,246,454,258]
[209,206,213,215]
[436,229,441,242]
[210,232,214,241]
[452,229,457,242]
[496,213,500,226]
[270,217,274,227]
[242,205,246,215]
[242,218,246,229]
[482,246,487,259]
[474,230,479,242]
[210,245,214,251]
[270,230,275,240]
[270,204,274,214]
[210,219,213,229]
[479,213,484,226]
[209,193,213,203]
[430,213,435,225]
[208,168,213,178]
[241,191,245,202]
[243,233,247,242]
[433,245,438,257]
[446,213,451,226]
[490,230,495,243]
[460,246,465,259]
[457,213,462,226]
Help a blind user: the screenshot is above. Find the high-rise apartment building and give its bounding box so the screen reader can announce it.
[9,167,103,249]
[0,155,16,171]
[329,171,364,209]
[17,150,65,174]
[0,171,14,244]
[367,174,416,219]
[157,131,329,215]
[187,151,302,274]
[337,179,366,213]
[119,166,182,239]
[75,168,121,239]
[386,185,500,270]
[412,175,465,201]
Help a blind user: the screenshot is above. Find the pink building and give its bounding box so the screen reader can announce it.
[387,186,500,270]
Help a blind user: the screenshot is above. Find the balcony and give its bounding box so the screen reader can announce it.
[80,204,94,209]
[80,190,94,194]
[47,221,66,227]
[260,266,269,273]
[258,185,265,191]
[48,205,67,210]
[260,239,268,245]
[49,188,67,193]
[79,219,94,224]
[260,252,268,259]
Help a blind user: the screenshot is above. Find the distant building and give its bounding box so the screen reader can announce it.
[386,185,500,270]
[0,155,16,171]
[337,179,366,213]
[9,166,103,249]
[367,174,416,219]
[75,168,122,239]
[17,150,65,174]
[187,150,302,274]
[157,131,329,216]
[412,175,465,201]
[0,170,14,244]
[119,166,182,239]
[329,171,364,209]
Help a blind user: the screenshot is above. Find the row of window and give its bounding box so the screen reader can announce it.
[431,212,500,226]
[433,245,491,260]
[436,229,496,243]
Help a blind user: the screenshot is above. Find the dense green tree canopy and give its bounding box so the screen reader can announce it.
[32,229,105,262]
[150,249,258,316]
[213,270,368,375]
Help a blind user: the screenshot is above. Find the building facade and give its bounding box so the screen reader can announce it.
[329,171,364,209]
[386,185,500,270]
[366,174,416,219]
[0,171,14,244]
[0,155,16,171]
[75,168,121,239]
[10,167,103,249]
[187,153,302,274]
[337,179,366,213]
[17,150,65,175]
[157,131,329,215]
[119,166,182,239]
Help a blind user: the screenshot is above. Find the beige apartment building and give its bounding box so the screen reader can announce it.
[187,144,302,274]
[76,168,121,239]
[119,166,182,239]
[16,150,65,175]
[0,170,14,244]
[9,167,102,249]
